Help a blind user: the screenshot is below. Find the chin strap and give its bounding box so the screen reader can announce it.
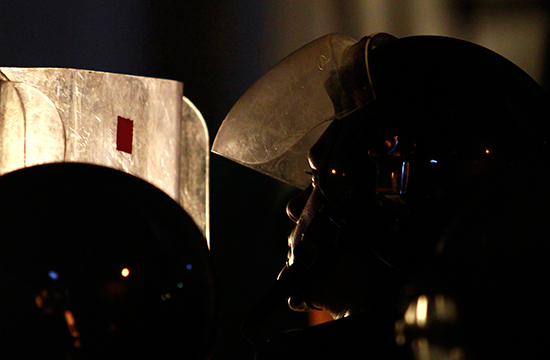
[240,263,322,347]
[278,264,322,312]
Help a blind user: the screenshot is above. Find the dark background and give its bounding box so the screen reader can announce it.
[2,1,549,359]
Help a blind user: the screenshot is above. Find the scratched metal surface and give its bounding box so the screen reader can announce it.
[0,68,208,240]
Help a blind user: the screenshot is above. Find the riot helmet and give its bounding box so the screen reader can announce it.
[213,33,550,358]
[214,31,550,310]
[0,163,216,359]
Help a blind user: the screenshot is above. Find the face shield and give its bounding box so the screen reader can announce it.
[222,33,398,343]
[212,33,396,189]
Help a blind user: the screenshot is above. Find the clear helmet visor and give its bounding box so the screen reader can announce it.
[212,33,394,189]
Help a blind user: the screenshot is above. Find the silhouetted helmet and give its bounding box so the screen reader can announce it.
[213,33,550,358]
[0,163,216,359]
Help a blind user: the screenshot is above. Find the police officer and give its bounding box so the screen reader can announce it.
[214,33,550,359]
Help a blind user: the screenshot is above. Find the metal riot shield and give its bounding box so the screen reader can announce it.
[0,68,209,242]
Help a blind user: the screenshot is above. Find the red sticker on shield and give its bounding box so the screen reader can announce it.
[116,116,133,154]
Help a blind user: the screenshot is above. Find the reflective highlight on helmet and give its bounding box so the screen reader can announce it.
[397,294,463,360]
[0,163,216,359]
